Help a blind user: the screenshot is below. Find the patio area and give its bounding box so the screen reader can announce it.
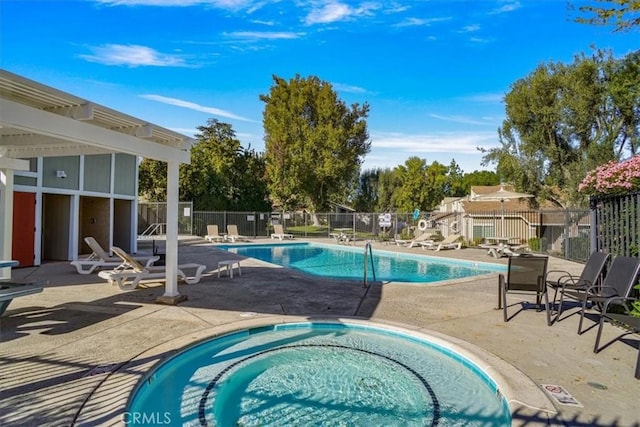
[1,238,638,426]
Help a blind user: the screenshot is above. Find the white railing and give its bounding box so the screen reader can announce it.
[138,223,166,239]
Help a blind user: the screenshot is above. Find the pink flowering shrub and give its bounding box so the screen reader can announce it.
[578,155,640,196]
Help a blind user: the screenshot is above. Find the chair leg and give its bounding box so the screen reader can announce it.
[554,291,566,324]
[593,314,606,353]
[577,295,590,335]
[544,290,552,326]
[550,286,559,314]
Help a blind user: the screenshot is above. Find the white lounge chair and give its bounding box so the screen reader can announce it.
[205,225,225,242]
[98,246,206,291]
[271,224,294,240]
[226,225,249,242]
[70,237,158,274]
[420,234,462,251]
[395,232,435,248]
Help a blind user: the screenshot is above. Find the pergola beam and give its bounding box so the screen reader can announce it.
[0,98,191,164]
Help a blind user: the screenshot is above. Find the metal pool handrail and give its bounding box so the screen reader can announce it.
[363,241,376,287]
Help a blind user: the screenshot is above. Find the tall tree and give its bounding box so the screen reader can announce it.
[461,170,501,194]
[260,75,370,215]
[138,119,270,211]
[392,157,431,212]
[481,49,640,207]
[352,168,381,212]
[444,159,466,197]
[390,158,450,212]
[573,0,640,31]
[375,168,401,212]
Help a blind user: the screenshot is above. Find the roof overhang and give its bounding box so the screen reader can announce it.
[0,69,194,164]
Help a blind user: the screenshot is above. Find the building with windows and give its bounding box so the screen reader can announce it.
[0,70,193,284]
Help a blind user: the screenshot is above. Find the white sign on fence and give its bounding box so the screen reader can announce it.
[378,213,392,228]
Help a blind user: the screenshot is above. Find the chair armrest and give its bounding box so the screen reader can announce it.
[562,280,597,293]
[602,296,637,314]
[546,269,571,282]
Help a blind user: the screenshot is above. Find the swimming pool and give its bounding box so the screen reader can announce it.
[127,321,511,426]
[219,242,504,283]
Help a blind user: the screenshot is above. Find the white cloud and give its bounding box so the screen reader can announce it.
[169,127,199,136]
[141,94,257,122]
[469,37,491,44]
[79,44,188,67]
[460,93,504,103]
[251,19,276,26]
[383,4,410,14]
[489,1,521,14]
[224,31,304,40]
[370,131,498,154]
[95,0,253,9]
[304,1,379,25]
[429,114,497,126]
[394,16,452,27]
[332,82,369,94]
[459,24,480,33]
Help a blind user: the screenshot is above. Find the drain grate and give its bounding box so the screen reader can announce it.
[541,384,582,407]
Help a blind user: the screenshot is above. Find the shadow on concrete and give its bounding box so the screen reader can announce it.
[1,261,382,339]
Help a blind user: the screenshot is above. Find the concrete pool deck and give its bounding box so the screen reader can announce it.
[1,238,638,426]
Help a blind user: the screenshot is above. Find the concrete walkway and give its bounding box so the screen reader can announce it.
[1,238,638,426]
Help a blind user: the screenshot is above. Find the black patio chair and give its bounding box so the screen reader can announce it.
[500,254,550,325]
[555,255,640,334]
[546,251,610,321]
[593,298,640,379]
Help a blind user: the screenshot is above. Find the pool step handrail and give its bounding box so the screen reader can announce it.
[363,241,376,288]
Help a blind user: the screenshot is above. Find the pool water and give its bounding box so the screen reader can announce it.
[128,322,511,426]
[219,242,504,283]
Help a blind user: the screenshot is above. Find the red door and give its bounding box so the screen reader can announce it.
[12,192,35,267]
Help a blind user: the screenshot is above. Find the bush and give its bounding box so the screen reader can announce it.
[528,237,541,251]
[579,155,640,196]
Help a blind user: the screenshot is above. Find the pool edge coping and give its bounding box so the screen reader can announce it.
[73,315,557,426]
[214,241,507,286]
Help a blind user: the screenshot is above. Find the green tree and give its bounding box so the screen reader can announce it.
[481,49,640,207]
[138,119,270,211]
[444,159,466,197]
[389,158,450,212]
[138,158,167,202]
[392,157,430,212]
[375,168,401,212]
[422,161,449,210]
[352,168,381,212]
[260,75,370,216]
[461,170,501,194]
[573,0,640,32]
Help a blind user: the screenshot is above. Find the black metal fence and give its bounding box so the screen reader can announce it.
[183,209,591,262]
[136,202,595,261]
[590,191,640,258]
[138,202,193,237]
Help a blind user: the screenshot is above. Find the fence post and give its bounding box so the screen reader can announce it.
[589,197,597,254]
[564,209,569,259]
[353,212,356,236]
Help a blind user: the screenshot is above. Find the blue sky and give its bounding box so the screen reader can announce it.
[1,1,637,174]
